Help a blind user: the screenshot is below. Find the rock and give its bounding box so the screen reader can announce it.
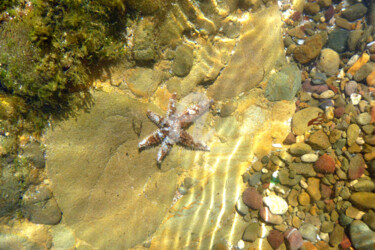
[302,79,329,94]
[342,3,368,22]
[329,224,344,247]
[349,220,375,250]
[294,34,324,64]
[171,44,194,77]
[366,71,375,86]
[236,196,249,216]
[318,48,340,76]
[347,124,361,147]
[248,172,262,186]
[314,154,335,174]
[260,207,283,225]
[344,81,357,96]
[307,178,321,201]
[290,142,313,156]
[279,169,302,186]
[243,223,260,242]
[319,90,335,99]
[348,154,365,180]
[123,67,162,97]
[298,191,310,206]
[354,62,375,82]
[348,30,364,51]
[363,210,375,231]
[292,107,323,135]
[348,53,370,76]
[283,132,296,145]
[334,106,345,118]
[350,192,375,209]
[304,2,320,15]
[346,206,365,220]
[365,134,375,145]
[321,184,333,199]
[335,16,353,30]
[321,221,334,233]
[352,179,375,192]
[22,185,62,225]
[289,163,316,177]
[356,112,372,125]
[301,153,318,163]
[242,187,263,210]
[299,223,318,243]
[265,64,301,101]
[284,228,304,250]
[0,233,44,250]
[307,130,331,150]
[327,28,350,53]
[263,195,288,215]
[22,141,45,169]
[267,230,284,250]
[288,189,299,207]
[132,18,157,61]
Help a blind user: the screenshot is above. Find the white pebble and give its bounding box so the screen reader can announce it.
[351,93,362,105]
[263,195,288,215]
[301,153,319,163]
[356,136,365,145]
[300,179,308,189]
[347,54,360,67]
[319,90,335,99]
[237,240,245,249]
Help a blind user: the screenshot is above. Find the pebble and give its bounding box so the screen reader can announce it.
[263,195,288,215]
[299,223,318,243]
[301,153,318,163]
[348,154,365,180]
[366,71,375,86]
[298,191,310,206]
[346,124,360,146]
[352,179,375,192]
[307,178,321,201]
[321,221,334,233]
[354,62,375,82]
[344,81,357,96]
[293,34,324,64]
[318,48,340,76]
[349,220,375,250]
[267,230,284,250]
[356,112,372,125]
[346,206,365,220]
[314,154,335,173]
[242,187,263,210]
[260,207,283,225]
[302,79,328,94]
[350,192,375,209]
[347,53,369,76]
[342,3,368,22]
[363,210,375,231]
[307,130,331,150]
[319,90,335,99]
[329,224,344,247]
[236,196,249,216]
[242,223,260,242]
[284,228,304,250]
[289,142,312,156]
[320,184,333,199]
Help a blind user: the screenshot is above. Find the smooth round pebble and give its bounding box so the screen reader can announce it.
[263,195,288,215]
[301,153,318,163]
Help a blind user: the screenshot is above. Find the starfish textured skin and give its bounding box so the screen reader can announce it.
[139,93,213,164]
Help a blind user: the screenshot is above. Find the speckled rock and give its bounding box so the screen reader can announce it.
[347,124,361,147]
[171,44,194,77]
[350,192,375,209]
[292,107,323,135]
[314,154,335,174]
[307,130,331,150]
[318,48,340,76]
[242,187,263,210]
[299,223,318,243]
[302,79,329,94]
[349,220,375,250]
[356,112,372,126]
[344,81,357,96]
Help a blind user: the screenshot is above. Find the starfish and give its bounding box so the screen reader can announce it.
[139,93,213,164]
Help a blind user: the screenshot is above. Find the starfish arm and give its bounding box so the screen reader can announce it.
[157,140,173,163]
[167,93,177,119]
[178,99,213,123]
[147,110,167,128]
[138,129,166,149]
[178,130,210,151]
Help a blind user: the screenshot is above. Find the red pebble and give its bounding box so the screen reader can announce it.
[315,154,336,173]
[268,230,284,250]
[340,233,352,249]
[284,228,304,250]
[371,106,375,123]
[260,207,283,225]
[242,187,263,210]
[334,106,345,118]
[321,184,333,200]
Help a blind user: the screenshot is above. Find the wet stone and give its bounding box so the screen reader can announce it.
[348,154,365,180]
[314,154,335,174]
[329,224,344,247]
[307,129,330,150]
[347,124,360,147]
[318,48,339,76]
[363,210,375,231]
[292,107,323,135]
[327,28,349,53]
[349,220,375,250]
[352,179,375,192]
[284,228,304,250]
[299,223,318,243]
[242,223,260,242]
[279,169,302,186]
[263,195,288,215]
[307,177,321,201]
[350,192,375,209]
[267,230,284,250]
[242,187,263,210]
[342,3,368,22]
[171,44,194,77]
[289,142,312,156]
[289,163,316,177]
[356,112,372,125]
[321,221,334,233]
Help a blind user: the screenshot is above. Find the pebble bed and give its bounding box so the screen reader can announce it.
[235,0,375,249]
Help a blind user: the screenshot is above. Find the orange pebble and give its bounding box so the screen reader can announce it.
[347,53,370,76]
[366,71,375,86]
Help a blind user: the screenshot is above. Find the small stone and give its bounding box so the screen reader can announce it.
[335,16,353,30]
[327,28,350,53]
[292,216,301,228]
[352,179,375,192]
[348,154,365,180]
[354,62,375,82]
[279,169,302,186]
[263,195,288,215]
[342,3,368,22]
[301,153,318,163]
[329,224,344,246]
[320,184,333,200]
[171,44,194,77]
[321,221,334,233]
[304,2,320,15]
[252,160,263,172]
[302,79,328,94]
[267,230,284,250]
[349,220,375,250]
[363,210,375,231]
[344,81,357,96]
[236,196,249,216]
[294,34,324,64]
[350,93,362,105]
[243,223,260,242]
[307,177,321,201]
[242,187,263,210]
[333,106,345,118]
[356,112,372,125]
[298,191,311,206]
[314,154,335,174]
[260,207,283,225]
[299,223,318,243]
[284,228,304,250]
[288,189,299,207]
[289,142,312,156]
[340,213,354,227]
[283,132,296,145]
[319,90,335,99]
[348,53,370,76]
[347,124,360,147]
[307,130,331,150]
[350,192,375,209]
[346,206,365,220]
[318,48,340,76]
[366,71,375,86]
